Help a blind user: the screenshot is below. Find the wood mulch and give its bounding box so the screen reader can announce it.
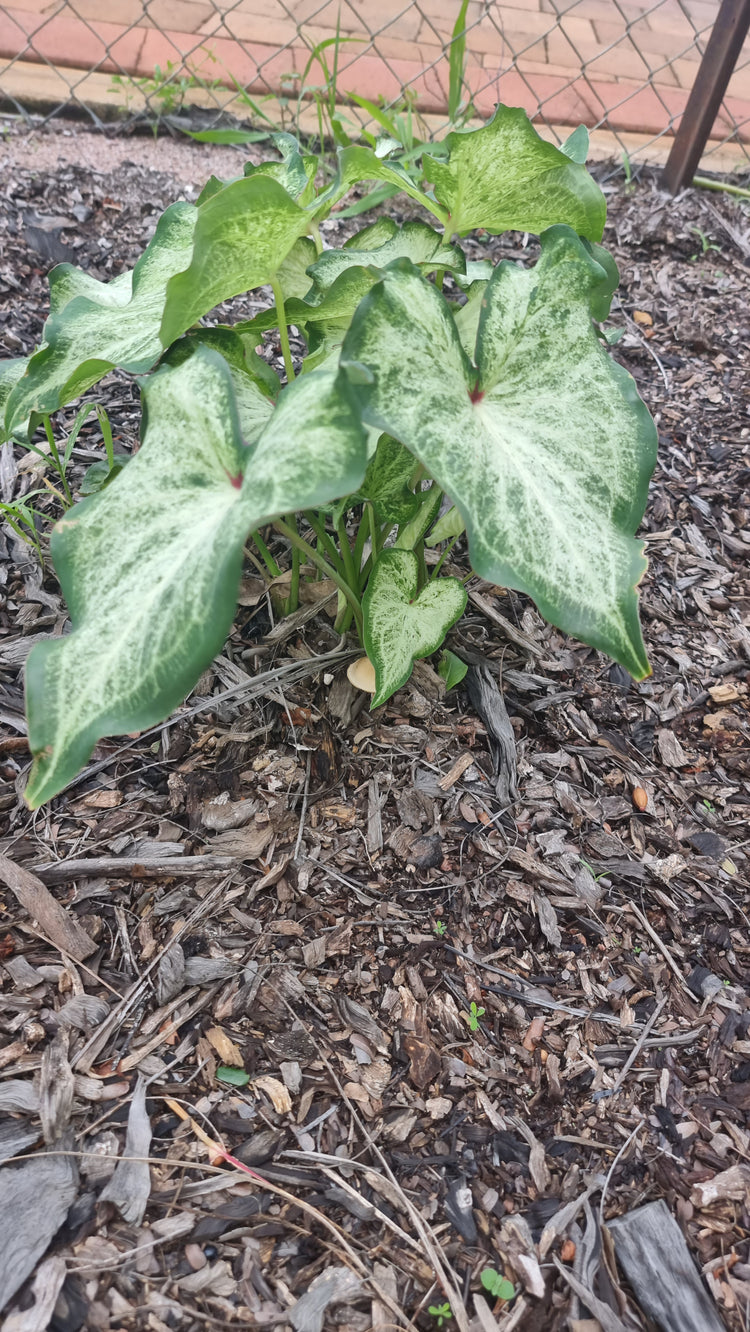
[0,120,749,1332]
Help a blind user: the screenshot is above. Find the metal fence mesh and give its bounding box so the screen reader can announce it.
[1,0,749,167]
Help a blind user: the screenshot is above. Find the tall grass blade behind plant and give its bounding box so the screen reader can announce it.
[448,0,471,124]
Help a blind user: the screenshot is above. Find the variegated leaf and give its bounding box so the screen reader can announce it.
[306,219,464,294]
[341,228,657,678]
[4,204,196,436]
[363,549,467,706]
[25,346,367,807]
[5,176,310,438]
[159,174,310,344]
[422,105,606,239]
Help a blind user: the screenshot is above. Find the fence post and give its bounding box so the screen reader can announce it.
[663,0,750,192]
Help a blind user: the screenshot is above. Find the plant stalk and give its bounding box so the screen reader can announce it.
[249,529,282,578]
[271,277,296,381]
[273,517,362,634]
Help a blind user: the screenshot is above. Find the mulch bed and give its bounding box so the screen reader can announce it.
[0,122,749,1332]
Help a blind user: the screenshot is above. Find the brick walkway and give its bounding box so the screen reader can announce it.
[1,0,749,151]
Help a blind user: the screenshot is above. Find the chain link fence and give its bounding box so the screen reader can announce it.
[1,0,749,167]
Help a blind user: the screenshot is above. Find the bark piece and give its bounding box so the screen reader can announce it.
[1,1254,67,1332]
[99,1078,152,1225]
[608,1199,725,1332]
[402,1033,441,1089]
[289,1265,363,1332]
[0,1151,77,1311]
[0,856,96,961]
[465,666,518,804]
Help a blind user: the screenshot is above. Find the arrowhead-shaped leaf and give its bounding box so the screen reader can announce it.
[243,132,318,204]
[317,144,442,221]
[341,228,657,678]
[164,327,279,442]
[25,345,367,807]
[5,176,310,437]
[159,174,310,345]
[0,357,30,442]
[334,433,421,528]
[306,219,464,294]
[363,549,467,706]
[422,105,606,239]
[4,204,197,435]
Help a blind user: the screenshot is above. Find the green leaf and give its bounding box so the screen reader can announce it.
[216,1065,251,1085]
[243,132,318,204]
[363,549,467,707]
[341,230,657,679]
[422,105,606,239]
[448,0,470,122]
[160,174,310,345]
[79,456,129,495]
[275,236,319,301]
[24,346,367,807]
[4,204,197,435]
[438,648,467,690]
[426,504,465,546]
[306,219,465,294]
[165,327,278,442]
[335,433,421,528]
[480,1269,514,1301]
[184,128,269,145]
[394,483,442,552]
[318,145,443,222]
[560,125,590,163]
[0,357,30,442]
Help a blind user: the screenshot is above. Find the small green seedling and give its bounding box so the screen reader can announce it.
[429,1303,452,1327]
[467,1000,485,1031]
[480,1268,515,1302]
[433,918,447,937]
[689,226,721,260]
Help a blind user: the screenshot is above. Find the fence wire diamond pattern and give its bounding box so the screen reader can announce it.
[1,0,749,165]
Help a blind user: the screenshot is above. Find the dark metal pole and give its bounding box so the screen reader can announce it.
[663,0,750,193]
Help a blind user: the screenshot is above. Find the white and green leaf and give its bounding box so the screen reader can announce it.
[4,203,197,435]
[306,219,464,294]
[0,357,31,443]
[315,144,442,221]
[25,345,367,807]
[243,132,318,205]
[165,328,278,443]
[341,228,657,678]
[426,503,465,546]
[422,105,606,239]
[363,549,467,706]
[160,174,310,344]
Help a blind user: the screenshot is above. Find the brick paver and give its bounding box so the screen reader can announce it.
[1,0,749,148]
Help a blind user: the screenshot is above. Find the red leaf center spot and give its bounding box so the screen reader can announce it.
[469,382,484,404]
[225,469,243,489]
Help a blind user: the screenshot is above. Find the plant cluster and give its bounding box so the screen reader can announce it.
[0,106,657,809]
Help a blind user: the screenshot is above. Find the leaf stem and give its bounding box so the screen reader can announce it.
[273,518,362,634]
[249,529,282,578]
[271,277,295,382]
[430,533,461,580]
[286,538,301,615]
[304,510,345,574]
[336,514,359,598]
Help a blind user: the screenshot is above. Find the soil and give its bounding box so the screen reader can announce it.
[0,116,749,1332]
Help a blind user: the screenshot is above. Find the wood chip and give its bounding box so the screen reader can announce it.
[99,1077,152,1225]
[0,1152,77,1310]
[608,1199,725,1332]
[0,856,96,960]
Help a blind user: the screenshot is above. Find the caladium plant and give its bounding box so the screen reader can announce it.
[0,106,658,808]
